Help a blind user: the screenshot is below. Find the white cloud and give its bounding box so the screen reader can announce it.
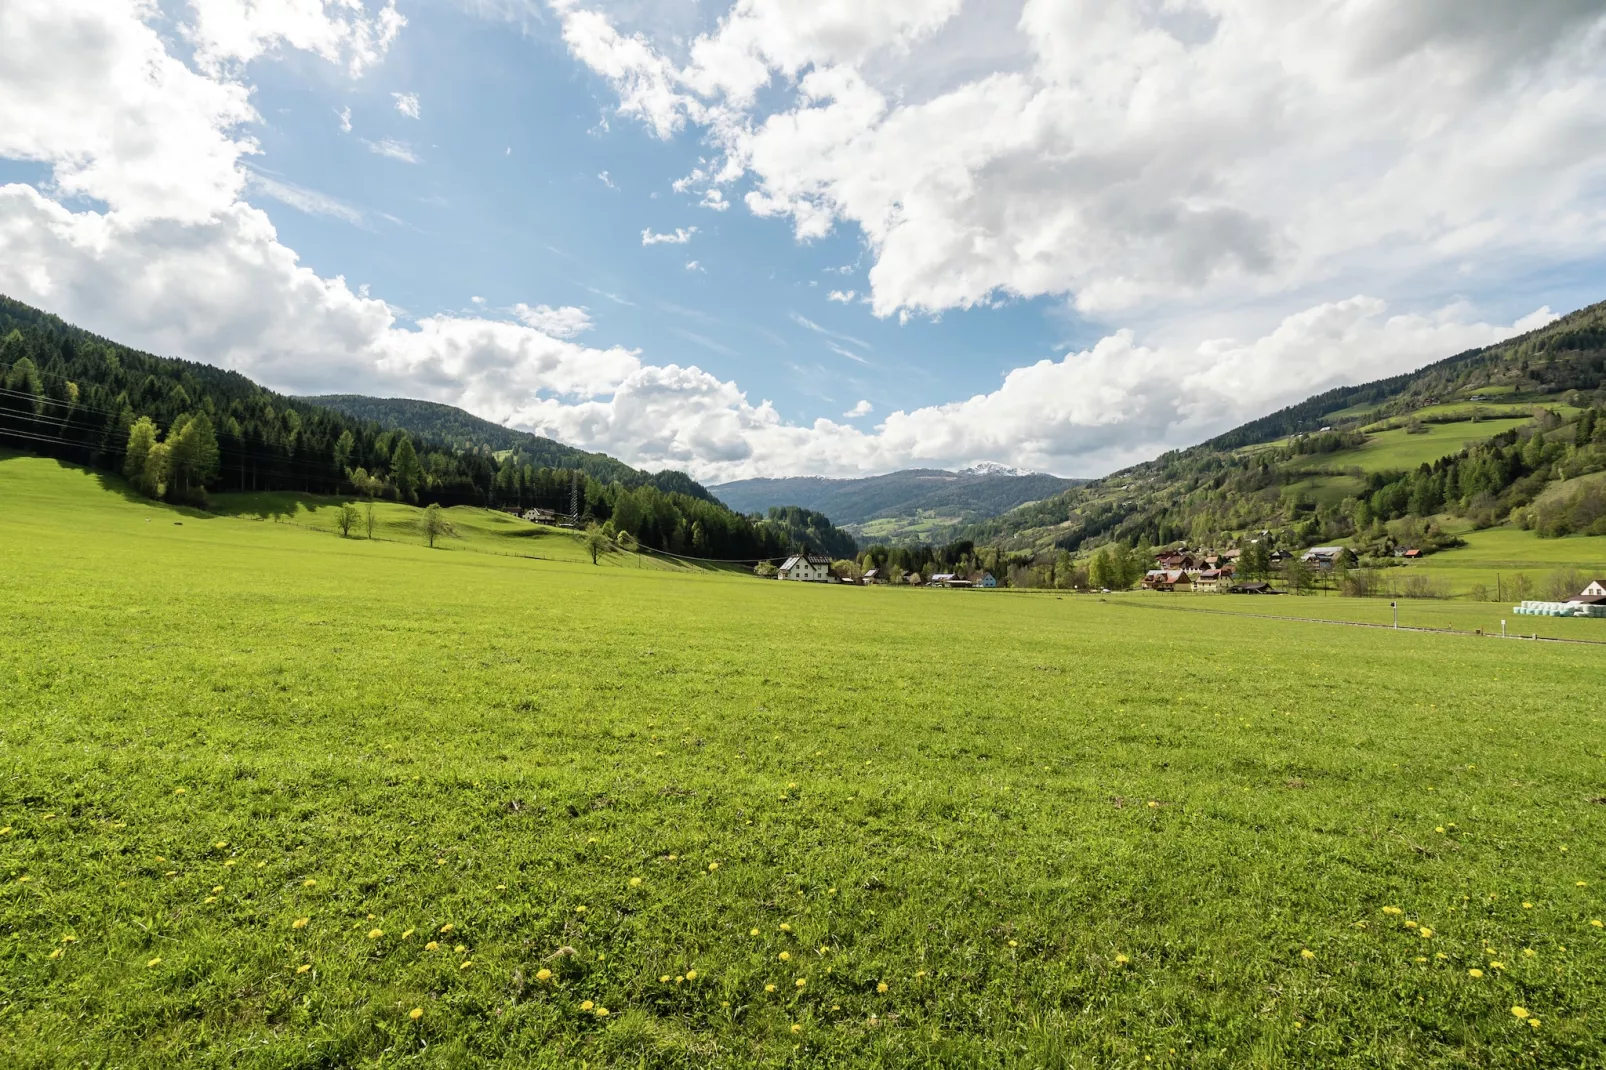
[364,137,418,163]
[700,188,729,211]
[641,226,696,245]
[246,172,363,225]
[685,260,704,272]
[337,105,352,132]
[845,399,873,417]
[597,170,617,188]
[186,0,405,77]
[826,289,855,303]
[513,303,593,338]
[392,91,420,119]
[555,0,1606,324]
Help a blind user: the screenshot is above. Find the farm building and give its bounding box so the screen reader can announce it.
[976,572,998,588]
[929,573,973,588]
[863,568,884,584]
[1194,568,1226,592]
[1580,579,1606,598]
[1143,570,1192,591]
[777,553,832,582]
[1230,581,1280,594]
[1301,547,1344,569]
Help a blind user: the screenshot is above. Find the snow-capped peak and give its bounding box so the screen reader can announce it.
[960,461,1035,477]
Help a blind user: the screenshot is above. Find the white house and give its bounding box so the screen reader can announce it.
[777,553,832,582]
[1580,579,1606,598]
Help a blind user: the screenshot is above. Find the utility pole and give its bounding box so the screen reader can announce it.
[569,470,579,525]
[1391,600,1398,629]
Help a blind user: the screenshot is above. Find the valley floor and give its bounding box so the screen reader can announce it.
[2,456,1603,1068]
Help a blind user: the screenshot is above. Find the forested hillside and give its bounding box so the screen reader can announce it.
[969,300,1606,557]
[0,296,852,560]
[304,394,715,502]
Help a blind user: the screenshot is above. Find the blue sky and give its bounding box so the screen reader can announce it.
[2,2,1604,481]
[240,3,1083,427]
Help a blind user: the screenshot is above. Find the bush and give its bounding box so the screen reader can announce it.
[1400,574,1450,599]
[754,562,777,578]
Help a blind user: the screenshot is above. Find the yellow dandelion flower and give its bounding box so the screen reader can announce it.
[368,929,384,940]
[1114,954,1130,965]
[1577,881,1588,887]
[1511,1006,1529,1019]
[818,946,829,955]
[629,877,643,888]
[296,964,311,974]
[459,960,472,970]
[708,862,719,871]
[685,970,697,980]
[367,913,377,920]
[1008,940,1018,948]
[402,929,414,940]
[779,952,791,962]
[1528,1018,1541,1029]
[425,941,439,951]
[61,935,75,944]
[668,854,678,861]
[1523,948,1536,958]
[876,982,888,993]
[536,968,552,981]
[223,860,235,867]
[1403,920,1418,929]
[1382,906,1402,916]
[915,970,927,978]
[1300,949,1315,960]
[146,957,161,968]
[595,1007,608,1017]
[49,949,63,960]
[409,1007,422,1020]
[751,928,760,937]
[1435,953,1447,960]
[439,923,454,933]
[17,876,31,883]
[1419,928,1433,938]
[574,907,586,915]
[303,879,316,887]
[455,944,467,953]
[660,974,671,983]
[580,1000,594,1012]
[1468,968,1483,978]
[212,885,224,894]
[1523,902,1533,909]
[1434,827,1445,834]
[0,827,10,835]
[215,841,228,849]
[795,978,806,988]
[174,788,186,795]
[164,870,176,877]
[780,923,792,933]
[828,887,837,895]
[203,896,217,904]
[1490,961,1505,969]
[675,975,684,984]
[791,1023,802,1034]
[765,984,776,993]
[1592,919,1603,928]
[1414,956,1427,963]
[256,862,266,869]
[292,917,309,929]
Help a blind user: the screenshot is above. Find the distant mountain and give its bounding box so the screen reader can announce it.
[710,467,1086,542]
[303,394,717,502]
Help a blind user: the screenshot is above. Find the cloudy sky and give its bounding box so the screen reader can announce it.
[2,1,1604,481]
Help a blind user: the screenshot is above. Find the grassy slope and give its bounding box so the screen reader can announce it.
[1281,419,1533,475]
[3,455,1605,1068]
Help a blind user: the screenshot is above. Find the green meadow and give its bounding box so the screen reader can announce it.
[3,454,1605,1068]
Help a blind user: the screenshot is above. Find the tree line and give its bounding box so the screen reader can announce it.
[0,297,854,559]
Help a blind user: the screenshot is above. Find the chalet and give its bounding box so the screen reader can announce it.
[930,573,973,588]
[1230,581,1280,594]
[1301,547,1343,569]
[976,572,998,589]
[777,553,832,582]
[1194,568,1225,592]
[1579,580,1606,598]
[863,568,884,585]
[1401,548,1423,560]
[522,507,561,524]
[1143,570,1192,592]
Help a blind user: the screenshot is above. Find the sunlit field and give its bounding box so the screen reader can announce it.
[3,455,1604,1068]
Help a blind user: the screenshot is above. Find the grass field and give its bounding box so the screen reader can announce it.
[3,455,1606,1068]
[1284,419,1532,475]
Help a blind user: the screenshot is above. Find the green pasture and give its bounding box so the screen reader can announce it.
[3,455,1605,1069]
[1287,419,1531,475]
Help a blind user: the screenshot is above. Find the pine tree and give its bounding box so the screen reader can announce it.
[391,435,423,503]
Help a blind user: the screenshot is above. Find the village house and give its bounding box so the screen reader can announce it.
[862,568,884,584]
[1301,547,1343,569]
[975,572,998,588]
[522,507,561,524]
[1143,569,1192,592]
[1194,568,1226,592]
[1578,579,1606,598]
[929,573,973,588]
[777,553,832,582]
